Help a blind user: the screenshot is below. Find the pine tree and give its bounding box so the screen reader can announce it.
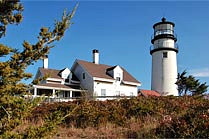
[0,0,78,137]
[176,70,208,96]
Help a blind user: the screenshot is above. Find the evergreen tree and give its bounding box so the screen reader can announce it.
[0,0,78,137]
[176,70,208,96]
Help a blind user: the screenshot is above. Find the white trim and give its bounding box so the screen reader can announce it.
[122,81,141,86]
[33,85,82,92]
[34,87,37,96]
[93,77,114,83]
[52,89,56,98]
[47,78,63,82]
[70,91,72,97]
[70,80,80,84]
[64,81,80,85]
[46,81,61,84]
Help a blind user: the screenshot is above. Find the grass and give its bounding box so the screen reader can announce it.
[12,96,209,138]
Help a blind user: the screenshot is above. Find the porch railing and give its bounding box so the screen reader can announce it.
[25,95,136,102]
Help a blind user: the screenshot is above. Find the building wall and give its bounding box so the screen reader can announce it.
[154,39,175,48]
[113,66,123,81]
[94,80,137,101]
[60,68,71,79]
[73,62,138,100]
[72,64,94,96]
[151,38,178,96]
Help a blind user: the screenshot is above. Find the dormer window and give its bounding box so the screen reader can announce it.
[65,78,69,82]
[63,74,68,78]
[116,77,120,81]
[106,65,123,81]
[59,68,71,79]
[116,73,121,81]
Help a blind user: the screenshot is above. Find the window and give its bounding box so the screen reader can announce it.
[65,78,69,82]
[63,73,68,78]
[116,91,120,96]
[155,29,173,36]
[163,52,168,58]
[116,73,121,81]
[72,91,81,98]
[116,77,120,81]
[101,89,106,96]
[82,73,85,79]
[64,91,69,98]
[120,93,125,96]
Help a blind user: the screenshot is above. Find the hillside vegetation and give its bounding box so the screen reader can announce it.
[0,2,208,138]
[22,96,209,138]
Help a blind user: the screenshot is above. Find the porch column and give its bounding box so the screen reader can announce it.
[52,89,56,98]
[70,91,72,98]
[34,87,37,97]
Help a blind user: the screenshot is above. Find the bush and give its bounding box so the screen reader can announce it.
[30,96,209,138]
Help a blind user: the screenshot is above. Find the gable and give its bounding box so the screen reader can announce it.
[75,60,140,84]
[34,69,42,80]
[59,68,71,79]
[107,65,123,81]
[113,66,123,80]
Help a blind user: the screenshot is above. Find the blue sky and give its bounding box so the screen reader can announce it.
[1,1,209,90]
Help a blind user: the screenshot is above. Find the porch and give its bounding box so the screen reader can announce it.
[31,83,83,102]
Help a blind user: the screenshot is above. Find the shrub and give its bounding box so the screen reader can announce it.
[30,96,209,138]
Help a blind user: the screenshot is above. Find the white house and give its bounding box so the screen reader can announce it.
[71,50,141,100]
[31,50,141,101]
[31,56,83,102]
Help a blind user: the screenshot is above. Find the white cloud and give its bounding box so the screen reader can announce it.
[189,68,209,78]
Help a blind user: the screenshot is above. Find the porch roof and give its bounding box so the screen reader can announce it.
[33,83,83,92]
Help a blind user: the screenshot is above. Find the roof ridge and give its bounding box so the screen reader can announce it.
[77,59,114,68]
[76,59,140,84]
[39,67,62,71]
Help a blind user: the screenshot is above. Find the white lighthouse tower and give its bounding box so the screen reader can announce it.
[150,17,178,96]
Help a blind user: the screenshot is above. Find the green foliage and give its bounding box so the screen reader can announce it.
[155,97,209,138]
[21,111,63,139]
[31,96,209,138]
[0,0,23,37]
[0,1,78,138]
[30,96,209,138]
[176,70,208,96]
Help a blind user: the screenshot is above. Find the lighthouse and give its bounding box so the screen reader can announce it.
[150,17,178,96]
